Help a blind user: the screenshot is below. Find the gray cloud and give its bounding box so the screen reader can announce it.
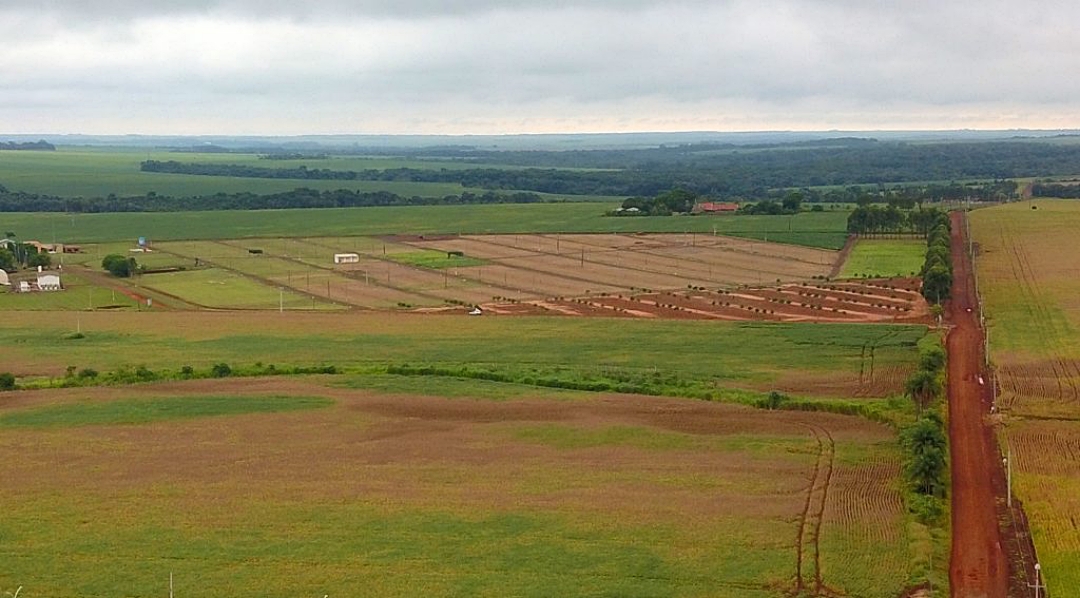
[2,0,1079,134]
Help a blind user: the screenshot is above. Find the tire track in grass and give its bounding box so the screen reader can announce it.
[792,423,836,597]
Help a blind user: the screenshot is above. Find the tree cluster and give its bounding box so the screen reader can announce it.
[902,412,948,500]
[738,192,803,215]
[921,221,953,304]
[846,205,948,235]
[102,254,139,277]
[617,188,698,215]
[0,239,51,271]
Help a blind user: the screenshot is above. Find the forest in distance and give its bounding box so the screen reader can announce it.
[3,135,1080,213]
[140,138,1064,199]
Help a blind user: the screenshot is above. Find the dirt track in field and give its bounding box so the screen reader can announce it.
[948,212,1009,598]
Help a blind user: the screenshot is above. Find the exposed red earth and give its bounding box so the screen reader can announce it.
[948,212,1009,598]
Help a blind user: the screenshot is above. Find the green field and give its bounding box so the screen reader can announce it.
[0,148,935,597]
[138,268,342,310]
[0,394,333,428]
[384,249,489,269]
[0,312,925,396]
[971,200,1080,594]
[1,205,850,248]
[0,148,469,197]
[839,239,926,278]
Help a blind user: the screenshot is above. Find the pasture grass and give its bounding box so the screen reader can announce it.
[0,205,850,249]
[839,239,925,278]
[0,395,334,428]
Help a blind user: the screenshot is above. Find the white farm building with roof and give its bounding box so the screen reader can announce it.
[334,253,361,264]
[37,273,62,291]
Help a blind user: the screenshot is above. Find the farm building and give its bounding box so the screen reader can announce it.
[0,270,9,286]
[334,253,361,264]
[692,202,740,214]
[37,273,62,291]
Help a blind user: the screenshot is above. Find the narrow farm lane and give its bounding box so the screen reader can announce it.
[948,212,1008,598]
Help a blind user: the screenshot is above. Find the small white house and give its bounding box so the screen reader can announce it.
[18,281,30,293]
[334,253,360,265]
[0,270,9,286]
[37,273,62,291]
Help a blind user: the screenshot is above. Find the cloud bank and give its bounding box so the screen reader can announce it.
[2,0,1078,134]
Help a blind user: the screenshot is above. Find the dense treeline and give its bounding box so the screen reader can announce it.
[0,185,548,213]
[0,140,55,151]
[401,139,1080,187]
[142,141,1037,200]
[141,159,688,197]
[1031,182,1080,198]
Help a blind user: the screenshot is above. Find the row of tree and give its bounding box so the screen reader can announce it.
[921,220,953,304]
[901,340,949,522]
[0,186,548,213]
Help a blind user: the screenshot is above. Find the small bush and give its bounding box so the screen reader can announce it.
[77,368,99,379]
[211,363,233,378]
[0,372,15,391]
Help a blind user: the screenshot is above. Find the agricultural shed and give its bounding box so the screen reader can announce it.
[0,270,9,286]
[334,253,360,264]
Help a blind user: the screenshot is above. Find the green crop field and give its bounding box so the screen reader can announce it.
[0,205,850,248]
[839,239,925,278]
[971,200,1080,595]
[0,394,333,428]
[0,311,925,396]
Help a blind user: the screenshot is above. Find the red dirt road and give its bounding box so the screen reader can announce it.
[948,212,1009,598]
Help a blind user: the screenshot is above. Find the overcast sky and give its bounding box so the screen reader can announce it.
[2,0,1078,135]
